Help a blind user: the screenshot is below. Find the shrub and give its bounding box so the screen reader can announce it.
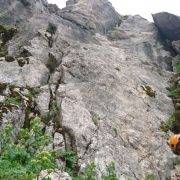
[46,23,57,35]
[103,162,118,180]
[0,117,56,179]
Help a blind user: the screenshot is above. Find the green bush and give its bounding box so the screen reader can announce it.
[46,23,57,35]
[103,162,118,180]
[73,162,118,180]
[0,117,56,179]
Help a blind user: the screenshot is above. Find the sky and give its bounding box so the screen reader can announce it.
[48,0,180,22]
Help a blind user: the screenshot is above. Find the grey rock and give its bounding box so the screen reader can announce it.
[0,0,177,179]
[59,0,121,33]
[53,132,65,151]
[36,85,50,116]
[152,12,180,41]
[172,40,180,54]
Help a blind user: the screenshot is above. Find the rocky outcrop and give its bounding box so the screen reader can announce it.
[153,12,180,41]
[0,0,178,179]
[58,0,121,33]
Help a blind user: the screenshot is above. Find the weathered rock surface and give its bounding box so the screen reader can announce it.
[153,12,180,41]
[59,0,121,33]
[0,0,178,179]
[172,40,180,55]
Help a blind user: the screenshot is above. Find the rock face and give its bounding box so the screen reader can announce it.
[153,12,180,41]
[0,0,177,179]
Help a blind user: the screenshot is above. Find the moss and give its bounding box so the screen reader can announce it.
[113,127,118,137]
[46,53,58,73]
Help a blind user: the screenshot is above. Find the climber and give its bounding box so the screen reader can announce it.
[167,134,180,155]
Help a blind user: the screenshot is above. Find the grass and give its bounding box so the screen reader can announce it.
[174,57,180,73]
[145,173,155,180]
[168,87,180,98]
[160,114,176,133]
[4,96,21,106]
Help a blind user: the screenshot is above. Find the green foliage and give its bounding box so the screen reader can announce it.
[4,96,21,106]
[174,56,180,73]
[0,117,56,179]
[145,173,155,180]
[58,150,77,174]
[0,24,17,45]
[46,23,57,35]
[103,162,118,180]
[73,162,117,180]
[173,157,180,166]
[160,114,176,133]
[168,87,180,98]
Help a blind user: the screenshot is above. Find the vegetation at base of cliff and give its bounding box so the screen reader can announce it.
[73,162,118,180]
[0,117,56,179]
[160,114,176,133]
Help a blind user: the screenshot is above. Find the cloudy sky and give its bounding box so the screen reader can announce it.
[48,0,180,21]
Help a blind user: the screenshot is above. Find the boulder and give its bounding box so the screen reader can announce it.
[152,12,180,41]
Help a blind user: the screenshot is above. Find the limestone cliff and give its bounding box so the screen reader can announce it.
[0,0,179,179]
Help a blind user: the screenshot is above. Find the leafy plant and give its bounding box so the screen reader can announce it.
[73,162,117,180]
[58,150,77,174]
[0,117,56,179]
